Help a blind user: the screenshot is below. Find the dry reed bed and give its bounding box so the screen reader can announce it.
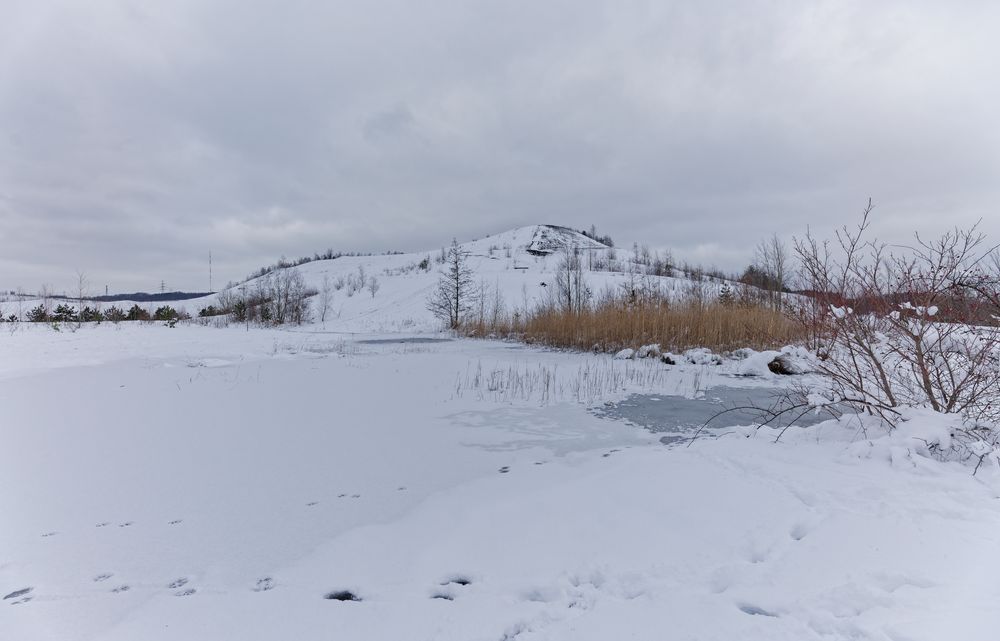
[466,301,805,354]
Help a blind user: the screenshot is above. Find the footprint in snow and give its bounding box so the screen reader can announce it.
[168,520,183,525]
[41,531,58,538]
[306,502,319,507]
[254,577,275,592]
[111,585,130,594]
[96,522,110,528]
[118,522,133,528]
[738,603,779,618]
[397,486,407,491]
[93,573,113,583]
[337,494,347,498]
[174,588,196,597]
[440,575,472,587]
[498,466,510,474]
[789,522,810,541]
[4,587,33,603]
[351,494,361,499]
[168,578,189,589]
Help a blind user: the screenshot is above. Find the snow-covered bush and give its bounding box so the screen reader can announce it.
[792,202,1000,468]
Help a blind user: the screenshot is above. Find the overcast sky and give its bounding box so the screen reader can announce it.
[2,1,998,293]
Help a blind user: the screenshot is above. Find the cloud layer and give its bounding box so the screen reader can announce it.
[2,0,998,292]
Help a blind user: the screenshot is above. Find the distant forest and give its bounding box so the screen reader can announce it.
[48,291,213,303]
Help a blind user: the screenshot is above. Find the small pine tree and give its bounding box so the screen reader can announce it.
[80,306,103,322]
[126,304,150,321]
[153,305,177,321]
[53,303,78,322]
[104,306,126,322]
[718,283,735,307]
[27,305,48,322]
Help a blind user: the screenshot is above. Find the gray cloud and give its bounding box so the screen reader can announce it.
[1,0,998,293]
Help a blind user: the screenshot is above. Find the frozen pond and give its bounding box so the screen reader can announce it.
[594,386,841,444]
[356,337,454,345]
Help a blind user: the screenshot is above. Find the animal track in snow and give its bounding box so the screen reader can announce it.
[168,520,183,525]
[111,585,130,594]
[498,466,510,474]
[324,590,361,601]
[254,577,275,592]
[174,588,196,597]
[96,522,110,528]
[41,531,58,538]
[93,573,113,583]
[167,578,189,589]
[440,575,472,587]
[306,501,319,507]
[118,522,133,528]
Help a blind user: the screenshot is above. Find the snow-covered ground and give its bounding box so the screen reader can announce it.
[2,323,998,640]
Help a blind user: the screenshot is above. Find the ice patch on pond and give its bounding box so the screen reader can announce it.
[356,337,454,345]
[594,386,844,443]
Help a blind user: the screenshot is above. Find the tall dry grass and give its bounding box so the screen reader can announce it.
[464,298,806,354]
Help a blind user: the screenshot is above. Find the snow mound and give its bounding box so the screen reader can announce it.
[734,346,816,377]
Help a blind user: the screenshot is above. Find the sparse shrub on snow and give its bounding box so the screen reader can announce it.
[103,306,126,322]
[779,201,1000,469]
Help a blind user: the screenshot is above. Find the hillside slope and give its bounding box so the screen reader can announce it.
[194,225,722,333]
[0,225,730,331]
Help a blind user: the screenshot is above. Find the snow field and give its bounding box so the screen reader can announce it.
[0,323,998,640]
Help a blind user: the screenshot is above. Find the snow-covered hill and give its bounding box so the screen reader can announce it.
[187,224,723,332]
[0,224,730,331]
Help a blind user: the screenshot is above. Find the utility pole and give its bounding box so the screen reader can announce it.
[209,251,213,292]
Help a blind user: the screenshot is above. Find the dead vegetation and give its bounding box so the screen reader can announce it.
[463,295,805,354]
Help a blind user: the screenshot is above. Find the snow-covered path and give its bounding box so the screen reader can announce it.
[1,325,998,640]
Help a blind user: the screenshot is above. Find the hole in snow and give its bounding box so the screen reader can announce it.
[324,590,361,602]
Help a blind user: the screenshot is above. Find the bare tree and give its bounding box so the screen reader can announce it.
[428,239,475,329]
[39,284,53,317]
[754,234,788,310]
[554,249,590,314]
[318,275,334,324]
[368,275,380,298]
[76,270,88,327]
